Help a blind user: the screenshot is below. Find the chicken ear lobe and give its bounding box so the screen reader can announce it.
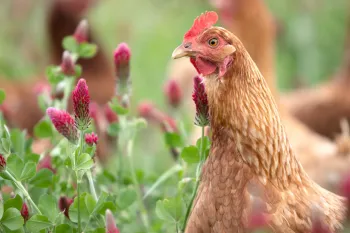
[218,56,233,78]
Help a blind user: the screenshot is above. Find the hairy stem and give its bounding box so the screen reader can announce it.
[182,126,205,232]
[4,170,42,215]
[126,139,150,230]
[86,170,98,201]
[75,131,85,233]
[76,172,81,233]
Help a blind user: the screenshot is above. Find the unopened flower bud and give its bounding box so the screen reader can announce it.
[192,76,209,127]
[105,209,120,233]
[85,132,98,146]
[164,79,182,108]
[0,154,6,172]
[47,108,78,144]
[73,79,91,130]
[138,101,177,133]
[73,19,88,44]
[33,82,51,96]
[21,203,29,222]
[60,51,76,76]
[58,196,74,219]
[37,155,56,174]
[114,43,131,96]
[104,105,118,124]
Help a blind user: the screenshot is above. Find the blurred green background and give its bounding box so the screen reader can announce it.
[0,0,349,174]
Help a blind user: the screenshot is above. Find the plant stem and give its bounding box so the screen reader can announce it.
[126,139,150,231]
[182,126,205,232]
[4,170,42,215]
[76,172,81,233]
[86,170,98,201]
[75,131,85,233]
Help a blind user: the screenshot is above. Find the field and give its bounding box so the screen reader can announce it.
[0,0,349,232]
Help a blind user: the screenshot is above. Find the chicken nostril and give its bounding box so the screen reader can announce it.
[184,43,191,49]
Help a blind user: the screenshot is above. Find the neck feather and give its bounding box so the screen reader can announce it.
[203,48,307,189]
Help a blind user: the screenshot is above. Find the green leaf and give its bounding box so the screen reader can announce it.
[69,193,95,223]
[117,187,137,210]
[55,224,73,233]
[156,196,184,223]
[196,136,211,151]
[26,215,53,232]
[6,154,24,180]
[109,102,129,115]
[24,153,40,163]
[84,193,96,215]
[19,162,36,181]
[0,89,5,105]
[4,195,22,211]
[180,146,200,164]
[38,194,59,223]
[107,123,120,137]
[62,36,78,53]
[86,228,105,233]
[143,164,183,199]
[0,200,3,219]
[1,138,11,154]
[97,201,116,215]
[46,66,64,85]
[74,65,82,77]
[155,200,174,223]
[75,153,94,170]
[1,208,24,230]
[10,129,26,158]
[34,120,53,138]
[29,169,53,188]
[164,132,183,148]
[92,192,108,215]
[78,43,98,58]
[4,227,25,233]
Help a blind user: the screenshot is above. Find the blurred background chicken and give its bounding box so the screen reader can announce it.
[0,0,115,159]
[281,13,350,140]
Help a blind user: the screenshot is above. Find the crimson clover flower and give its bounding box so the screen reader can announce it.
[105,209,120,233]
[85,132,98,146]
[47,107,78,144]
[114,42,131,97]
[164,79,182,108]
[73,19,88,44]
[60,51,76,76]
[73,78,91,130]
[192,76,209,127]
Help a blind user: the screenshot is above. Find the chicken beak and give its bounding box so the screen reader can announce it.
[172,43,197,59]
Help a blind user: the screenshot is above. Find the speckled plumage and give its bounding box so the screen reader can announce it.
[185,28,347,233]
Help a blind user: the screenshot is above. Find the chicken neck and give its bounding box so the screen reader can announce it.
[202,44,346,231]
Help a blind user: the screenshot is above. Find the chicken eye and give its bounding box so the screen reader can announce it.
[208,38,219,47]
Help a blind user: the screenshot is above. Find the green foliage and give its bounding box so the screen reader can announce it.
[34,120,53,139]
[1,208,24,231]
[0,89,5,105]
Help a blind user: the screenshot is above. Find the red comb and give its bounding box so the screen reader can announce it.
[184,11,219,40]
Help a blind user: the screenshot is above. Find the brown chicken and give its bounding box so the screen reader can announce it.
[281,6,350,139]
[172,11,346,232]
[166,0,350,191]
